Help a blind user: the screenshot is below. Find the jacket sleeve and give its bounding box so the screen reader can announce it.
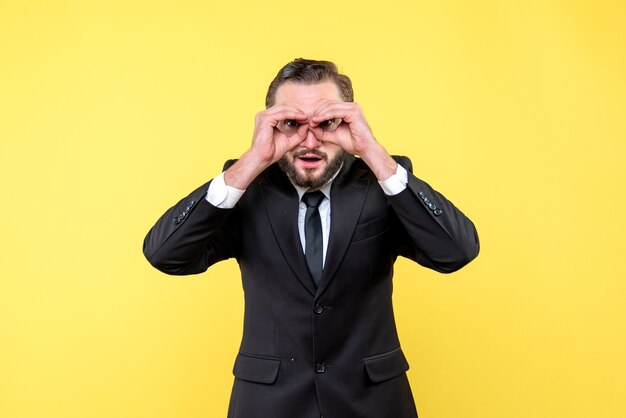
[143,162,241,275]
[389,156,480,273]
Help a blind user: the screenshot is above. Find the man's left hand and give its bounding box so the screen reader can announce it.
[309,102,398,181]
[309,102,376,156]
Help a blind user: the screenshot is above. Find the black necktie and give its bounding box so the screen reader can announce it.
[302,191,325,286]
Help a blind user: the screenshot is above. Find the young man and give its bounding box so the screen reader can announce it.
[144,58,479,418]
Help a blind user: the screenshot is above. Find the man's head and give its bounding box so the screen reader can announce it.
[269,59,353,189]
[265,58,353,108]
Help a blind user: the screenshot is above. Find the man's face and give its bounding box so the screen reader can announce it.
[275,81,347,189]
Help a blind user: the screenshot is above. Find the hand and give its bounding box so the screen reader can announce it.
[224,105,308,189]
[309,102,377,156]
[310,102,397,181]
[250,105,309,166]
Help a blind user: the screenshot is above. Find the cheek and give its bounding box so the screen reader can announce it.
[324,144,343,159]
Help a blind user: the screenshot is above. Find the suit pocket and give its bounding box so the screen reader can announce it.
[351,215,388,242]
[232,353,281,384]
[363,347,410,383]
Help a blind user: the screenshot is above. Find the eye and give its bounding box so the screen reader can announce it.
[319,119,333,127]
[319,118,342,132]
[276,119,301,135]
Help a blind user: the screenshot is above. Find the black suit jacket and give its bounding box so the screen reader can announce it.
[143,155,479,418]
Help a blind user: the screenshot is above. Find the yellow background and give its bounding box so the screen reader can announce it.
[1,1,625,417]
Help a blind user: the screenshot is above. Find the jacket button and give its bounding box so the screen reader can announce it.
[313,304,324,314]
[433,209,443,216]
[173,217,181,224]
[315,363,326,374]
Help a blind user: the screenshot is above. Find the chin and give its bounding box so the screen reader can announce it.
[279,150,347,189]
[296,167,325,181]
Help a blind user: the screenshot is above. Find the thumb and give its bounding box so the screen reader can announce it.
[285,129,306,150]
[297,123,309,138]
[311,127,338,145]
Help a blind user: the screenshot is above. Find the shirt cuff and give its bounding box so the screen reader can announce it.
[205,172,246,208]
[378,164,408,196]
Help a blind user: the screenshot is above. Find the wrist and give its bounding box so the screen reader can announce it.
[224,151,271,189]
[359,143,397,181]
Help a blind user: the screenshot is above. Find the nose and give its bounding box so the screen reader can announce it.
[300,128,321,150]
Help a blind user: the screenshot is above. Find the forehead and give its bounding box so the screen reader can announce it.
[274,81,343,111]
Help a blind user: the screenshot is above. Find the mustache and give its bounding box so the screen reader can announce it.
[292,149,328,159]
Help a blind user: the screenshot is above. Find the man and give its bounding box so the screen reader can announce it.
[143,58,479,418]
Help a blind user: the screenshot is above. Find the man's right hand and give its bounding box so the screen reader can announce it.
[250,105,309,165]
[224,105,308,190]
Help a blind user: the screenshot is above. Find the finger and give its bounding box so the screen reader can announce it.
[261,106,308,126]
[266,103,304,114]
[279,128,308,152]
[275,123,309,144]
[297,123,309,138]
[276,118,312,135]
[308,118,342,132]
[311,103,359,125]
[271,111,309,126]
[310,127,338,144]
[266,104,308,119]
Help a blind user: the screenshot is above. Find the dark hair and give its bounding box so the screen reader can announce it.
[265,58,354,108]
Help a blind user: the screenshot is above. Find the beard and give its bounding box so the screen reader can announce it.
[278,148,347,190]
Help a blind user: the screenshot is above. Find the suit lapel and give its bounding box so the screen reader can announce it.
[317,156,370,297]
[259,157,370,298]
[260,166,317,296]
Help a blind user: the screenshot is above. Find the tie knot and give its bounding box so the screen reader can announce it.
[302,191,325,208]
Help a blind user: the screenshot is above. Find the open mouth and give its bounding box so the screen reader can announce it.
[299,156,322,163]
[296,154,324,168]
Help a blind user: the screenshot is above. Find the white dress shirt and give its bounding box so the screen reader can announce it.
[205,163,408,265]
